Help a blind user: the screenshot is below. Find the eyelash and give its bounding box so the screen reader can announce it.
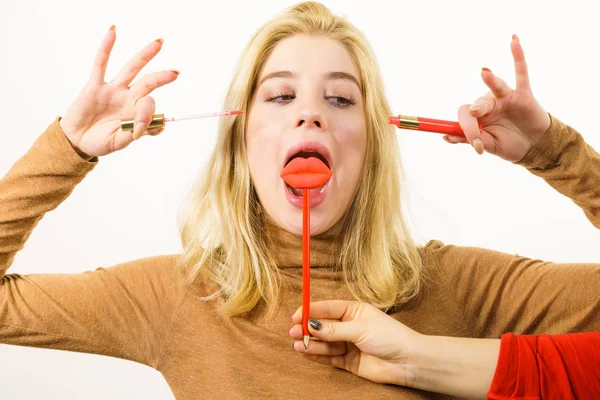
[265,92,357,108]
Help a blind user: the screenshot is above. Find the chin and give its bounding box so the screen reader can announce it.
[275,208,336,236]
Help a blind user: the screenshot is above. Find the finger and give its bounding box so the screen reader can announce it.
[112,39,164,87]
[112,127,134,152]
[146,127,164,136]
[90,25,117,84]
[458,104,484,154]
[131,96,156,140]
[468,92,496,118]
[293,339,346,356]
[511,34,531,93]
[480,68,512,99]
[307,318,364,344]
[443,134,469,144]
[292,300,359,323]
[289,319,338,340]
[111,121,163,151]
[130,70,179,101]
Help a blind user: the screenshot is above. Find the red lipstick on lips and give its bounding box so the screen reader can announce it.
[281,156,332,350]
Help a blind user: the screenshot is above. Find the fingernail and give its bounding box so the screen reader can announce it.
[308,318,322,331]
[482,67,492,73]
[156,38,164,45]
[512,34,519,42]
[171,69,180,75]
[133,122,146,140]
[292,342,296,349]
[472,138,484,155]
[469,104,480,112]
[109,25,116,31]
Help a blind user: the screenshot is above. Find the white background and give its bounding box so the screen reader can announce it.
[1,0,599,398]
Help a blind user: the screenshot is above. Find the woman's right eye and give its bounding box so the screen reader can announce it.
[266,93,295,103]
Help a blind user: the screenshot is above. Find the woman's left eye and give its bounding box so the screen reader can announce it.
[327,96,357,108]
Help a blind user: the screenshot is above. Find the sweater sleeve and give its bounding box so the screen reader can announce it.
[425,241,600,337]
[487,332,600,399]
[514,113,600,229]
[0,117,98,273]
[0,119,186,368]
[423,114,600,336]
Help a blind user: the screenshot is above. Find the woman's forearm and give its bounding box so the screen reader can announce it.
[403,334,500,399]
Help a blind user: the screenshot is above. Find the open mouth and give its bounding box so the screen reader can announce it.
[283,150,332,197]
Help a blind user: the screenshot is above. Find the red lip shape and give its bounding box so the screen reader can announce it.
[280,157,332,189]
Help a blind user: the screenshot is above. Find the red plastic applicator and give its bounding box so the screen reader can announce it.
[280,157,332,350]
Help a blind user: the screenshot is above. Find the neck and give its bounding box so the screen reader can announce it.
[264,213,344,268]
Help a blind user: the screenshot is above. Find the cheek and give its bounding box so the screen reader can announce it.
[336,117,367,183]
[245,111,284,191]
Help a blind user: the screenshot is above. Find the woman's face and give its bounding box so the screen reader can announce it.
[246,35,366,236]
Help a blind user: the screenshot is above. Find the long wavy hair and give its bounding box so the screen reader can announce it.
[175,1,424,318]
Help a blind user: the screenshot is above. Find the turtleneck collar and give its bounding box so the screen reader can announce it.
[263,213,344,268]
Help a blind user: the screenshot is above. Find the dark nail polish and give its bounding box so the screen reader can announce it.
[308,318,322,331]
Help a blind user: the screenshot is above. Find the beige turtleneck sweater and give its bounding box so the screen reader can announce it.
[0,115,599,399]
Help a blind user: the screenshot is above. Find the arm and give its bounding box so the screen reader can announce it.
[487,332,600,399]
[426,240,600,336]
[406,331,600,399]
[290,301,600,399]
[410,335,500,399]
[0,118,98,274]
[515,113,600,229]
[0,118,185,367]
[452,36,599,229]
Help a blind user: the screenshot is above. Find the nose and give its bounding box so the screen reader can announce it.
[296,110,326,131]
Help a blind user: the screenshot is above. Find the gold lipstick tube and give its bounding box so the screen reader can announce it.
[394,115,420,130]
[120,114,165,132]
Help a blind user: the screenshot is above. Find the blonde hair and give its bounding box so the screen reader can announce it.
[175,1,424,318]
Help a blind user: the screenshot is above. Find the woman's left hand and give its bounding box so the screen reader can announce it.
[448,34,551,162]
[289,300,421,386]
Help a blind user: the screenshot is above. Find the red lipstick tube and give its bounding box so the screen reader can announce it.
[389,115,481,136]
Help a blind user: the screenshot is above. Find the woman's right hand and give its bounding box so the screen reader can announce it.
[59,25,179,158]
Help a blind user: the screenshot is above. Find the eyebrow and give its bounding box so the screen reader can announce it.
[258,70,361,89]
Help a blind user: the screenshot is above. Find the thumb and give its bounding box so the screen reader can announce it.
[308,318,361,343]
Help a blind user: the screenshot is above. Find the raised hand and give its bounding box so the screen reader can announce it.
[448,34,551,162]
[59,25,179,158]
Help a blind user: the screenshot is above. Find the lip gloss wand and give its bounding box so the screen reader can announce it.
[120,110,243,132]
[280,158,332,349]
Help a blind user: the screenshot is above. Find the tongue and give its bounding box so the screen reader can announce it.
[280,157,332,189]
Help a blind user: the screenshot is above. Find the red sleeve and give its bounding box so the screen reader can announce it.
[487,332,600,399]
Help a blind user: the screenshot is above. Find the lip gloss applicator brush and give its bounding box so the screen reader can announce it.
[280,157,332,350]
[120,110,243,132]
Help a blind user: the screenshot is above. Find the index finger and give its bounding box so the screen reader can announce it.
[292,300,358,323]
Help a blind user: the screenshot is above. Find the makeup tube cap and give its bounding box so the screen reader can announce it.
[121,114,165,131]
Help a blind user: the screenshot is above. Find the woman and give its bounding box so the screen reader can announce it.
[0,2,598,399]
